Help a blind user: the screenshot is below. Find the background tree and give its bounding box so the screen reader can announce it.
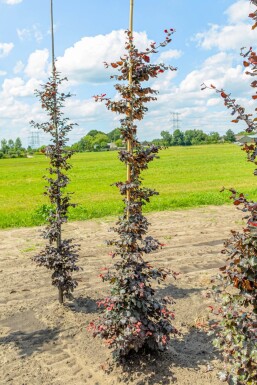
[183,129,195,145]
[92,132,109,150]
[107,128,121,142]
[87,129,105,137]
[7,139,14,150]
[207,131,220,144]
[160,130,173,146]
[1,139,8,154]
[172,129,184,145]
[224,129,236,143]
[14,137,22,150]
[72,135,94,152]
[0,137,26,158]
[89,1,178,360]
[190,129,208,145]
[115,138,123,147]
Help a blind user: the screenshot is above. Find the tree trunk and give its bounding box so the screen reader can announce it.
[58,287,64,304]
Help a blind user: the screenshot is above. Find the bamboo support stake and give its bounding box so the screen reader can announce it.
[50,0,62,305]
[126,0,134,220]
[50,0,55,74]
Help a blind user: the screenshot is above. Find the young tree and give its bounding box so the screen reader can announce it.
[202,1,257,383]
[212,189,257,385]
[89,1,178,360]
[31,0,80,305]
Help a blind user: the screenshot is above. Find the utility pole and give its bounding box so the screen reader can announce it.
[170,112,181,133]
[28,130,40,149]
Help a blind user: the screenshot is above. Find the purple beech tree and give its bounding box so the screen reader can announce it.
[31,0,80,305]
[202,1,257,383]
[88,11,179,359]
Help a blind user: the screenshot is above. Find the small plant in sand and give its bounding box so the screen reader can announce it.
[30,0,79,305]
[202,1,257,383]
[89,2,178,360]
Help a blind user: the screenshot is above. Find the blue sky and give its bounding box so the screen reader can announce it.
[0,0,256,146]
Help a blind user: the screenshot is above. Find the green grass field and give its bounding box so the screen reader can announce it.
[0,143,256,229]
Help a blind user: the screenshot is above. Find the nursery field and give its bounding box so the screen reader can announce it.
[0,143,256,229]
[0,205,244,385]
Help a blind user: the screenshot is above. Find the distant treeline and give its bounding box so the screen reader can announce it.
[71,128,236,152]
[153,129,236,146]
[0,128,237,158]
[0,137,29,159]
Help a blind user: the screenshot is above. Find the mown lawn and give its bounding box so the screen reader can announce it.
[0,143,256,228]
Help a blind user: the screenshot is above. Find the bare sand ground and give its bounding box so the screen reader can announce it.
[0,205,244,385]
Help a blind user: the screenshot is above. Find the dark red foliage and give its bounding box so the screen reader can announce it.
[30,65,80,304]
[203,2,257,383]
[212,189,257,384]
[89,30,178,360]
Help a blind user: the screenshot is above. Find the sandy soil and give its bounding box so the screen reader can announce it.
[0,205,244,385]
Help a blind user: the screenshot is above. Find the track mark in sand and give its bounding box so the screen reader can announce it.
[33,333,100,385]
[193,239,224,247]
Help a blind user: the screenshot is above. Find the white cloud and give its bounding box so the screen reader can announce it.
[193,0,256,51]
[206,98,221,107]
[2,0,22,4]
[24,49,49,79]
[194,23,257,51]
[225,0,252,24]
[17,25,43,43]
[152,69,178,91]
[2,77,41,97]
[134,48,255,138]
[185,52,246,94]
[57,30,151,83]
[158,49,183,63]
[0,42,14,58]
[65,98,103,118]
[0,70,7,76]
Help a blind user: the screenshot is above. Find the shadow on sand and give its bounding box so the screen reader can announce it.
[0,327,60,357]
[66,295,99,314]
[157,283,202,300]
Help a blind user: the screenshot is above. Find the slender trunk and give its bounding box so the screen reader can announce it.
[58,287,64,304]
[51,0,63,302]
